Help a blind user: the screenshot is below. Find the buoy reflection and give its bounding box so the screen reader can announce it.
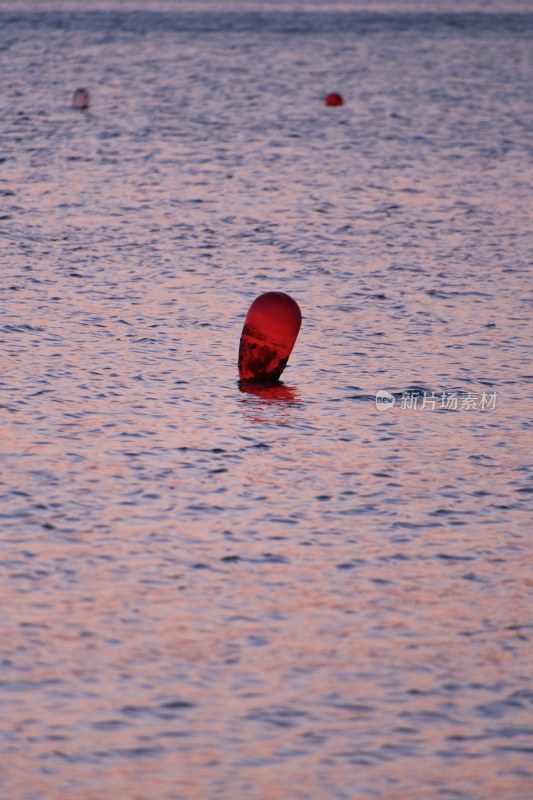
[239,382,300,426]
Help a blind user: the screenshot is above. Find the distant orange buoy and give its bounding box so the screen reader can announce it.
[238,292,302,383]
[325,92,344,107]
[72,88,90,109]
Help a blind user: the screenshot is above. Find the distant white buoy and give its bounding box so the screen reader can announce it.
[72,88,90,110]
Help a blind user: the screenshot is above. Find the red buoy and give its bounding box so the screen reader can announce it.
[325,92,344,107]
[238,292,302,383]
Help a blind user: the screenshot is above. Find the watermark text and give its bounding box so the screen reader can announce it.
[376,390,498,411]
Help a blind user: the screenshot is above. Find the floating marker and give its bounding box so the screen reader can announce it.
[72,88,90,109]
[238,292,302,383]
[325,92,344,107]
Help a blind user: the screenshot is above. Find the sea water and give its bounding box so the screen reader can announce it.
[1,2,532,798]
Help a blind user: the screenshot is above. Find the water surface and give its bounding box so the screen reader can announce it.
[1,2,532,798]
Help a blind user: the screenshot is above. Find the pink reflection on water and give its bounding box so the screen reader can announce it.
[239,382,299,404]
[238,382,301,426]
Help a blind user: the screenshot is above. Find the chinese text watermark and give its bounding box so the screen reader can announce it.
[375,390,498,412]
